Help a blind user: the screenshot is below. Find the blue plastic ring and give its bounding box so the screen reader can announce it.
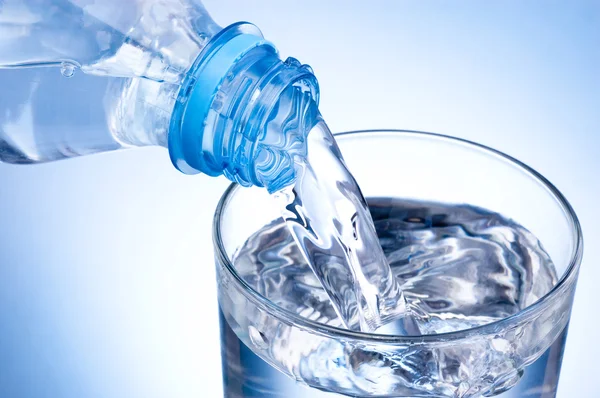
[169,33,275,175]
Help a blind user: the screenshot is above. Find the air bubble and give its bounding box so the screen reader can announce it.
[484,370,524,397]
[248,326,269,350]
[60,62,76,78]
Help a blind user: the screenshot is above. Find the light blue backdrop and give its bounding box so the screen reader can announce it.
[0,1,598,397]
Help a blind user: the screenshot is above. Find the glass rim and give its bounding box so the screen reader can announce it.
[213,129,583,343]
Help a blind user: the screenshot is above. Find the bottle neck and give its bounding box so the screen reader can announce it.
[168,23,319,191]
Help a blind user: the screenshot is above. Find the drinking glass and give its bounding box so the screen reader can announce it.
[213,130,583,398]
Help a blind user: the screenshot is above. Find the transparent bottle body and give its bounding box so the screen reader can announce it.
[0,0,221,163]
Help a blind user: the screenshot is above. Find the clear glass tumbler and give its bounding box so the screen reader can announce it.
[214,130,583,398]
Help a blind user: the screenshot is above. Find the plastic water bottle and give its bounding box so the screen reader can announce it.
[0,0,319,191]
[0,0,412,335]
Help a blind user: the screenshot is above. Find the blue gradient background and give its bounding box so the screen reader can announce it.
[0,1,598,397]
